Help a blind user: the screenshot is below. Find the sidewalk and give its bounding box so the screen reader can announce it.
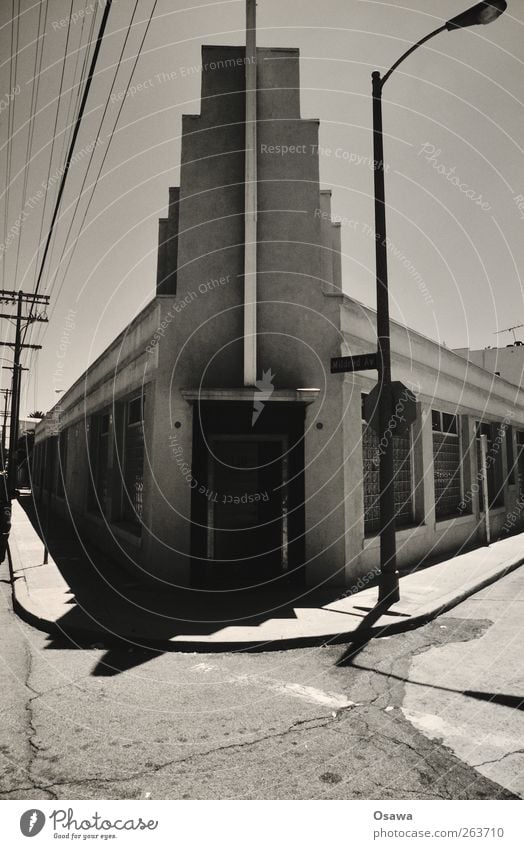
[7,495,524,651]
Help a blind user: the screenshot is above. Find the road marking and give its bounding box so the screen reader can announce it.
[270,681,355,709]
[188,664,355,709]
[190,663,216,673]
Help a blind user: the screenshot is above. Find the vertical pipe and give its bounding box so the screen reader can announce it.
[372,72,399,604]
[480,433,491,545]
[243,0,257,386]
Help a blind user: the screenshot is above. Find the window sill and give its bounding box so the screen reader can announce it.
[84,512,142,547]
[363,523,425,549]
[436,513,475,528]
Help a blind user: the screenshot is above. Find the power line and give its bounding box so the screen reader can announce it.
[12,0,47,293]
[42,0,159,321]
[42,0,141,304]
[2,0,20,288]
[32,0,99,293]
[28,0,113,317]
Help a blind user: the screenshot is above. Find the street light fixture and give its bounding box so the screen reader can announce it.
[446,1,507,29]
[372,1,507,606]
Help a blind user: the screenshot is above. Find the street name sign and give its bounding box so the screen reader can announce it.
[331,353,378,374]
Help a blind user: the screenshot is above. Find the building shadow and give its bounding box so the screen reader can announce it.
[17,495,355,673]
[336,651,524,713]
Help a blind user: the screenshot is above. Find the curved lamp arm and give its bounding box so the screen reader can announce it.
[379,1,507,89]
[381,25,446,88]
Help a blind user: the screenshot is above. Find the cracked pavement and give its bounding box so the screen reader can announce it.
[0,557,521,800]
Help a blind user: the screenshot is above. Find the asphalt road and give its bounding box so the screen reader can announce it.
[0,556,522,800]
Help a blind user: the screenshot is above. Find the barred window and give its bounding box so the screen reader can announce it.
[506,425,515,485]
[432,410,463,519]
[517,432,524,499]
[57,429,68,498]
[88,412,111,516]
[122,395,145,529]
[362,416,413,536]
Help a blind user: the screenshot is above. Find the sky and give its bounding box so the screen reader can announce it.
[0,0,523,418]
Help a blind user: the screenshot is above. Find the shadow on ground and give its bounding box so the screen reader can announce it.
[16,495,373,670]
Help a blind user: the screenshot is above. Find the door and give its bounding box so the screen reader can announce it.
[207,436,287,586]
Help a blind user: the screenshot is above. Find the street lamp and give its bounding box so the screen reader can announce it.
[372,1,507,606]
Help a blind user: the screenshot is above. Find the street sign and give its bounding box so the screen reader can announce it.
[331,353,378,374]
[364,381,417,435]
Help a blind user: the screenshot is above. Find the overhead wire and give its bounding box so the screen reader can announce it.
[12,0,47,293]
[41,0,142,310]
[35,0,99,295]
[24,0,113,331]
[2,0,20,288]
[41,0,159,331]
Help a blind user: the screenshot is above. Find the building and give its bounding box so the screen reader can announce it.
[454,342,524,387]
[31,22,524,593]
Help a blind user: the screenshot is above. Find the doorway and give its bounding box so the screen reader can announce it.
[190,402,305,589]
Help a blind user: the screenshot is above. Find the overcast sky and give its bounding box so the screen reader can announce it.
[0,0,522,416]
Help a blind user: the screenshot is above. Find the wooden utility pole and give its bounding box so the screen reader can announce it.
[0,289,48,495]
[0,388,11,466]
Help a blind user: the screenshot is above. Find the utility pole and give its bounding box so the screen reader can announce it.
[0,388,11,467]
[0,289,48,495]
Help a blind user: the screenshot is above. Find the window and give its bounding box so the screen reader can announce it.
[122,394,145,529]
[476,421,504,510]
[432,410,463,519]
[57,429,68,498]
[517,432,524,499]
[88,411,112,515]
[506,425,515,486]
[362,396,413,535]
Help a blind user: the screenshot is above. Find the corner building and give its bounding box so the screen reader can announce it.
[33,42,524,592]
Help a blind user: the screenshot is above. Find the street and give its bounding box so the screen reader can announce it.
[0,555,522,800]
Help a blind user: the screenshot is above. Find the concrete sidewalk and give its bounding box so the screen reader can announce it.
[7,497,524,650]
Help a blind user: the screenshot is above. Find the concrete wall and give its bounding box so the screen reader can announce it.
[455,345,524,388]
[338,295,524,582]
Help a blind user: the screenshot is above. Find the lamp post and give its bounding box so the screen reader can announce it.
[373,1,507,605]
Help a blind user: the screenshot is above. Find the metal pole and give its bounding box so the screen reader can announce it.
[372,72,400,605]
[43,438,50,565]
[243,0,258,386]
[480,433,491,545]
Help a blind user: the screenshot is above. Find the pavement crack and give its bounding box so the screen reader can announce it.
[20,638,58,799]
[34,707,358,793]
[473,749,524,769]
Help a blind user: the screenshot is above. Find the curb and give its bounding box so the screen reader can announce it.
[8,538,524,652]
